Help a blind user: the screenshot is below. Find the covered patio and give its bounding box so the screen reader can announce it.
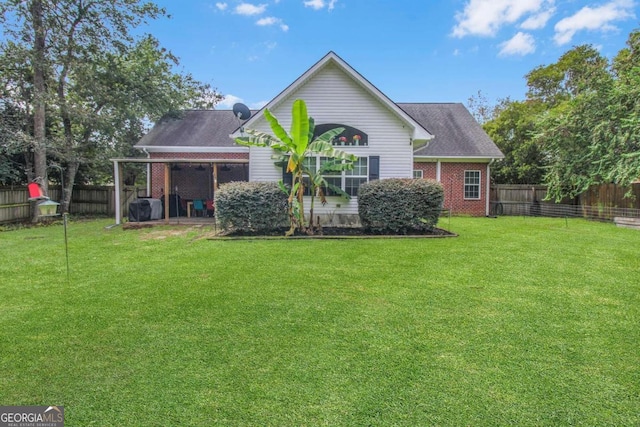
[112,157,249,225]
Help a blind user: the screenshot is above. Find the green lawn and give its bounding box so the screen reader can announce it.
[1,217,638,426]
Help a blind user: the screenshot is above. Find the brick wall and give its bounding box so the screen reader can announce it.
[150,152,249,199]
[414,161,488,216]
[414,162,437,180]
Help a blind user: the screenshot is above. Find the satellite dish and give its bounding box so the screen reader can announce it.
[232,103,251,121]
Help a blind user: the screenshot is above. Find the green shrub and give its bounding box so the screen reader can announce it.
[216,181,288,233]
[358,178,444,234]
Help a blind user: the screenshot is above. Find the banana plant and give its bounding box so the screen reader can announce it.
[235,99,357,236]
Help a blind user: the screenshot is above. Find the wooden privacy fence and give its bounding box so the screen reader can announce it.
[0,185,118,223]
[5,183,640,223]
[491,183,640,221]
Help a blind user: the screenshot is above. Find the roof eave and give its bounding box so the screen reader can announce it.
[133,145,249,153]
[413,154,505,160]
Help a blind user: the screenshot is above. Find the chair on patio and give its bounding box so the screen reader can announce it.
[206,199,215,217]
[193,199,206,217]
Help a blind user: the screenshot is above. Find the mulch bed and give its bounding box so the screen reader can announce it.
[214,226,456,239]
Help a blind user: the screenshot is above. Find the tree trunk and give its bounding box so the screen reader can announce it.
[296,172,306,233]
[30,0,48,222]
[62,161,79,214]
[55,11,83,215]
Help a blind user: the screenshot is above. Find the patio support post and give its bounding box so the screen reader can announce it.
[114,160,123,225]
[146,163,151,197]
[208,163,213,199]
[164,163,170,224]
[486,161,492,216]
[213,163,218,190]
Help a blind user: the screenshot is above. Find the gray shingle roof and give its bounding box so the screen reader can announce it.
[398,103,503,158]
[135,110,250,148]
[136,104,503,159]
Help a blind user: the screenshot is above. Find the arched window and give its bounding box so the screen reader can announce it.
[313,123,368,147]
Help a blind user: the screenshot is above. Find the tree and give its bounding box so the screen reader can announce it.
[526,45,609,106]
[483,99,547,184]
[48,35,219,210]
[535,88,609,200]
[472,32,640,197]
[235,99,357,236]
[0,37,36,181]
[29,0,47,198]
[0,101,30,184]
[534,32,640,201]
[483,43,614,189]
[467,90,494,124]
[2,0,162,203]
[602,31,640,188]
[1,0,220,216]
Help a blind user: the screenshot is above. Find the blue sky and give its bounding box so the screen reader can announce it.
[144,0,639,110]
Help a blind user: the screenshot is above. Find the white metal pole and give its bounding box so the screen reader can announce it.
[114,160,121,225]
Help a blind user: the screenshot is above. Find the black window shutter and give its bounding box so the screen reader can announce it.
[369,156,380,181]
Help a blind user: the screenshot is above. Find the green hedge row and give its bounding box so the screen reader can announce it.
[358,178,444,234]
[216,181,288,233]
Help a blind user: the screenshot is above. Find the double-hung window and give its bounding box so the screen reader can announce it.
[320,157,343,196]
[284,156,376,197]
[315,156,369,196]
[345,157,368,196]
[464,170,481,200]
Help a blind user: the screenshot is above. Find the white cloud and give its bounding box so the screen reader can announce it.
[520,7,555,29]
[256,16,277,25]
[453,0,554,37]
[215,2,228,11]
[217,95,267,111]
[554,0,636,45]
[234,3,267,16]
[250,100,268,109]
[303,0,337,11]
[256,16,289,31]
[499,32,536,56]
[218,94,244,109]
[304,0,324,10]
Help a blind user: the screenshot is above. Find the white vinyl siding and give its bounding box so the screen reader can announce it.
[248,146,281,182]
[248,62,414,214]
